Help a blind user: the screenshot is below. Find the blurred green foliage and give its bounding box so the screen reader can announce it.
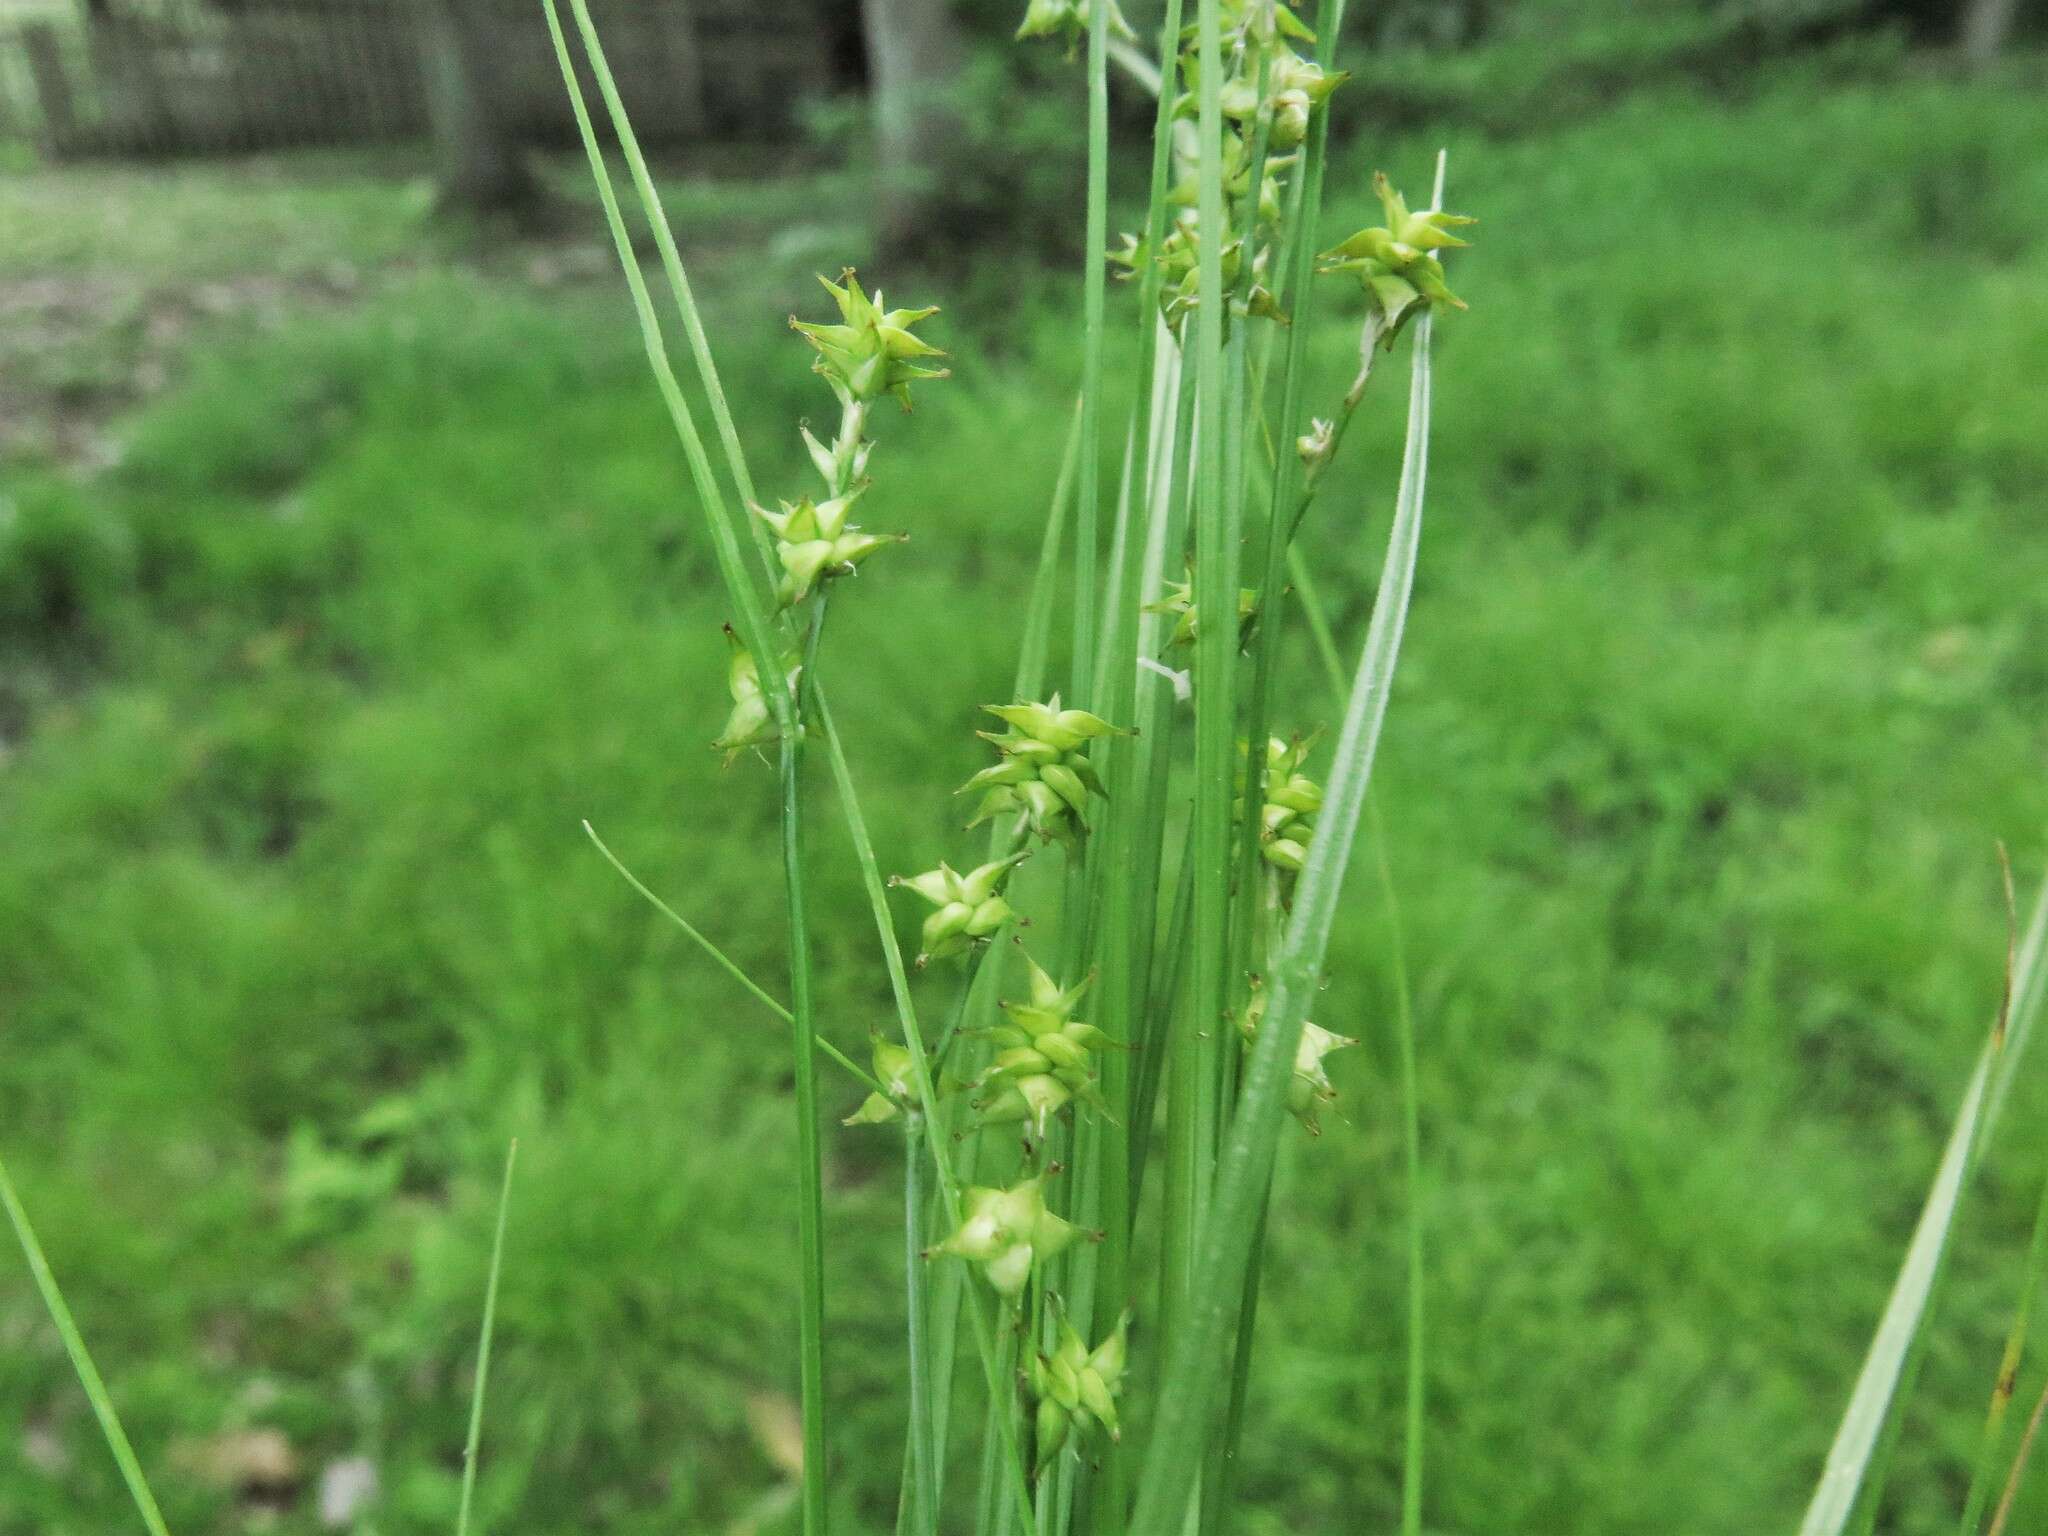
[3,53,2048,1536]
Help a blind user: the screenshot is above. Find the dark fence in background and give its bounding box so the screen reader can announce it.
[0,0,833,157]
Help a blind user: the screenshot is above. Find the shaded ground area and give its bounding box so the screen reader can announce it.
[0,150,849,466]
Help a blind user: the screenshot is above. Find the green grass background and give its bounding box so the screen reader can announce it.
[4,55,2048,1535]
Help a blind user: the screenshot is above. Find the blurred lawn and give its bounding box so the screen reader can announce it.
[4,59,2048,1536]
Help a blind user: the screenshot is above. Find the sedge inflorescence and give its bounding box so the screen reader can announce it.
[1107,0,1348,334]
[712,269,948,763]
[592,0,1479,1507]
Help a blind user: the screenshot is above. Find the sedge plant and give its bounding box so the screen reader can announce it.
[7,6,2047,1535]
[551,2,1467,1533]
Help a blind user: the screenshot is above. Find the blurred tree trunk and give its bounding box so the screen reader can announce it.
[1960,0,2018,64]
[424,0,541,216]
[860,0,966,261]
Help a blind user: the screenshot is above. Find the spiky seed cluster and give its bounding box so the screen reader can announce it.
[1148,572,1260,651]
[1317,172,1476,345]
[974,954,1111,1137]
[1114,202,1286,331]
[931,1174,1086,1297]
[1109,1,1348,331]
[961,697,1124,843]
[756,489,903,608]
[1237,734,1323,876]
[891,851,1029,967]
[1031,1310,1130,1468]
[791,269,949,410]
[712,627,802,763]
[843,1037,918,1126]
[1238,982,1356,1135]
[1228,46,1345,150]
[714,272,944,763]
[1015,0,1136,51]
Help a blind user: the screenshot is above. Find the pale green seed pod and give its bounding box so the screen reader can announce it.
[1030,1309,1131,1470]
[931,1175,1085,1298]
[973,954,1111,1137]
[1035,1031,1090,1072]
[1015,0,1136,52]
[843,1038,917,1126]
[1237,983,1357,1136]
[1147,572,1260,651]
[1235,734,1324,883]
[891,851,1029,966]
[1317,172,1476,345]
[799,421,872,494]
[754,487,906,607]
[1035,1394,1071,1465]
[711,626,802,764]
[791,269,950,410]
[961,695,1125,843]
[1270,88,1311,150]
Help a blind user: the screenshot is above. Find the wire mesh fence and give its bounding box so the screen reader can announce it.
[0,0,833,158]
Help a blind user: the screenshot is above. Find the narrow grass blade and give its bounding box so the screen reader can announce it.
[563,0,773,577]
[583,822,881,1094]
[582,821,786,1018]
[814,695,1037,1535]
[1070,0,1113,707]
[1800,867,2048,1536]
[1129,203,1440,1536]
[1287,545,1347,700]
[1129,829,1196,1208]
[545,14,826,1526]
[455,1140,518,1536]
[902,1113,937,1536]
[1987,861,2048,1127]
[1230,0,1350,987]
[1202,1192,1270,1533]
[1989,1373,2048,1536]
[540,0,790,721]
[1029,398,1085,702]
[0,1152,173,1536]
[1372,801,1427,1536]
[1165,0,1237,1361]
[781,603,832,1536]
[1961,1153,2048,1535]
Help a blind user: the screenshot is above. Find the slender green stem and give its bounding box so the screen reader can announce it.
[1233,0,1345,1007]
[540,0,790,721]
[1372,801,1427,1536]
[1989,1374,2048,1536]
[1288,546,1347,700]
[1128,0,1187,487]
[815,696,1037,1534]
[973,1310,1024,1536]
[1203,1190,1270,1536]
[1072,0,1112,708]
[784,599,832,1536]
[456,1140,518,1536]
[563,0,776,581]
[581,821,881,1092]
[1959,1155,2048,1536]
[1841,859,2030,1536]
[1166,0,1234,1384]
[904,1113,938,1536]
[0,1152,172,1536]
[1130,825,1197,1210]
[916,420,1078,1523]
[1130,193,1441,1536]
